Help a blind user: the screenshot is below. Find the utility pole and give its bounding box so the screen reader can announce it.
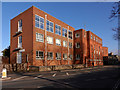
[45,15,47,66]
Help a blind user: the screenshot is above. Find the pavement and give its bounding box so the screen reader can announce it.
[1,65,120,89]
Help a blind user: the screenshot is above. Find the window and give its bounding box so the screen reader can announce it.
[63,54,67,60]
[18,36,22,48]
[76,54,80,60]
[84,31,86,37]
[76,43,80,48]
[94,36,95,41]
[47,36,53,44]
[47,52,53,60]
[69,55,73,60]
[62,28,67,37]
[68,30,72,39]
[91,34,92,39]
[55,24,61,35]
[56,39,61,46]
[46,20,54,33]
[36,33,44,42]
[18,19,22,31]
[35,15,44,30]
[69,42,72,48]
[56,53,61,60]
[75,33,80,38]
[63,41,67,47]
[96,37,98,42]
[36,51,44,59]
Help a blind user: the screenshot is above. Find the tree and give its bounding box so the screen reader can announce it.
[109,1,120,40]
[2,46,10,58]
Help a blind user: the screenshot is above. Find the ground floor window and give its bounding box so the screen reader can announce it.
[69,54,73,60]
[76,54,80,60]
[47,52,53,60]
[36,51,44,59]
[56,53,61,60]
[63,53,67,60]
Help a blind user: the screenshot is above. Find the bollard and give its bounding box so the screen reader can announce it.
[2,68,7,78]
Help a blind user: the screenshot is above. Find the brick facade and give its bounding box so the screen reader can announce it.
[10,6,108,67]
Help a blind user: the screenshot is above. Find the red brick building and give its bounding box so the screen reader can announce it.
[10,6,74,66]
[10,6,108,67]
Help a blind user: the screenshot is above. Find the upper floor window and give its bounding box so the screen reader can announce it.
[68,30,72,39]
[35,15,44,30]
[76,43,80,48]
[75,33,80,38]
[63,53,67,60]
[46,20,54,33]
[96,37,98,42]
[63,41,67,47]
[36,51,44,59]
[84,31,86,37]
[55,24,61,35]
[18,20,22,31]
[69,42,72,48]
[91,34,92,39]
[76,54,80,60]
[56,53,61,60]
[94,36,95,41]
[47,52,53,60]
[62,28,67,37]
[56,39,61,46]
[47,36,53,44]
[18,36,22,48]
[36,33,44,42]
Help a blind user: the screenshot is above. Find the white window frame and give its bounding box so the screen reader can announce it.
[76,43,80,48]
[56,53,61,60]
[68,30,72,39]
[47,36,53,44]
[18,36,22,48]
[75,33,80,38]
[55,24,61,36]
[36,51,44,60]
[46,20,54,33]
[36,32,44,42]
[62,28,67,37]
[63,41,67,47]
[47,52,53,60]
[56,39,61,46]
[18,19,22,32]
[63,53,67,60]
[35,14,44,30]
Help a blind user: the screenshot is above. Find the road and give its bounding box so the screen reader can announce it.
[1,65,120,89]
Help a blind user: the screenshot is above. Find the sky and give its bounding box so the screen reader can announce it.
[1,2,118,56]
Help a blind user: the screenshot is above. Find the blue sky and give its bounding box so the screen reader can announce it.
[1,2,118,55]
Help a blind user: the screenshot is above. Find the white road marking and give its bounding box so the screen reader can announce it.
[66,72,69,76]
[12,76,28,81]
[52,73,56,77]
[112,78,120,90]
[34,75,43,79]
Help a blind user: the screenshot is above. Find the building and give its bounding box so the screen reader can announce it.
[10,6,108,67]
[10,6,74,66]
[74,29,103,67]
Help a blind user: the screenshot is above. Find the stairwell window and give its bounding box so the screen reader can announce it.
[62,28,67,37]
[36,51,44,59]
[56,53,61,60]
[18,19,22,32]
[47,36,53,44]
[35,15,44,30]
[36,33,44,42]
[76,43,80,48]
[56,39,61,46]
[75,33,80,38]
[46,20,54,33]
[55,24,61,35]
[18,36,22,48]
[63,41,67,47]
[47,52,53,60]
[63,54,67,60]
